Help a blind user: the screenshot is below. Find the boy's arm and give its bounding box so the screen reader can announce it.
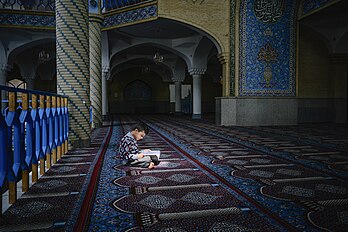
[119,138,141,160]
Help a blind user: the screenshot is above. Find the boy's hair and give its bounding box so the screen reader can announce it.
[133,121,149,134]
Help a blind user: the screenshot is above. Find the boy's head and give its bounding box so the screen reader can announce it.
[131,122,149,141]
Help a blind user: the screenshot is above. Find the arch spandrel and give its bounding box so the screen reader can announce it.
[157,0,229,55]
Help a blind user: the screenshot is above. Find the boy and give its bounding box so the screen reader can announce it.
[118,122,159,169]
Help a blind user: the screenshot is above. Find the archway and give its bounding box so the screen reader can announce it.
[108,66,170,114]
[106,18,222,118]
[297,0,348,123]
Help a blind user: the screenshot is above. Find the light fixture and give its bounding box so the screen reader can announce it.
[153,52,163,64]
[38,50,50,63]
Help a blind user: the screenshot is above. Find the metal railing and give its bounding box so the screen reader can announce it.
[0,85,68,210]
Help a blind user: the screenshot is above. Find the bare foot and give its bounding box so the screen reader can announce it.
[148,162,155,169]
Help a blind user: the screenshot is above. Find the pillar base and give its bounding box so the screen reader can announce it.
[215,97,298,126]
[102,114,109,121]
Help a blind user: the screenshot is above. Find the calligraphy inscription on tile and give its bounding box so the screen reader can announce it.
[254,0,285,23]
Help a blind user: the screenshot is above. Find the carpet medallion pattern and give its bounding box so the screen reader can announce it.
[2,116,345,231]
[88,117,283,231]
[140,116,348,232]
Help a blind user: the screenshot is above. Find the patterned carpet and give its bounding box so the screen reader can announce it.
[1,115,347,232]
[142,115,348,232]
[87,115,285,231]
[0,126,111,232]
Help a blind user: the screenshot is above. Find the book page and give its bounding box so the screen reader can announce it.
[141,150,160,158]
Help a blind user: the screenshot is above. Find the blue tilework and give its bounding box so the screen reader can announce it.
[0,4,156,30]
[230,0,236,96]
[0,13,55,28]
[103,4,157,28]
[89,0,99,14]
[239,0,296,96]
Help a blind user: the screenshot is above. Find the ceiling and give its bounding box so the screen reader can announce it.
[298,0,348,52]
[116,18,199,39]
[299,1,348,35]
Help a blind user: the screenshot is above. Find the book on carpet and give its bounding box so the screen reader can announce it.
[141,150,161,159]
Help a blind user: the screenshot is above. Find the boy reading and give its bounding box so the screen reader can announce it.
[118,122,159,169]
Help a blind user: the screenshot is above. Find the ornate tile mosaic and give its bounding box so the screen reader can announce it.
[0,13,55,28]
[230,0,236,95]
[0,3,156,30]
[103,4,157,29]
[239,0,296,96]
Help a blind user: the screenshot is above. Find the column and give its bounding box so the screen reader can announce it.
[329,54,348,123]
[26,79,35,90]
[0,64,9,85]
[189,69,205,119]
[174,81,182,114]
[89,14,103,128]
[56,0,90,148]
[22,74,35,90]
[192,74,201,119]
[102,66,109,120]
[0,64,10,109]
[217,53,231,97]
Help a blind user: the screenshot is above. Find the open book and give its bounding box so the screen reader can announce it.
[141,149,161,159]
